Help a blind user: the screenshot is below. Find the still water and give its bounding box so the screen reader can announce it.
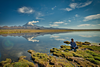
[0,31,100,62]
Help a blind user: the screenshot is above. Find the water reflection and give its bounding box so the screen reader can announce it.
[0,31,100,62]
[2,39,14,50]
[0,32,69,62]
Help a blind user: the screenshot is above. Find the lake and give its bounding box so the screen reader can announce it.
[0,31,100,62]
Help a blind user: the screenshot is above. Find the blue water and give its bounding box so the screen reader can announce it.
[0,31,100,62]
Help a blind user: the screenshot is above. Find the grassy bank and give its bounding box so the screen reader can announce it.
[0,29,100,34]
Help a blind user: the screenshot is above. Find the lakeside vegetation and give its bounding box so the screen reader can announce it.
[0,29,100,34]
[0,41,100,67]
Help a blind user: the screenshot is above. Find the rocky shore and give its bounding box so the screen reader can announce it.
[0,41,100,67]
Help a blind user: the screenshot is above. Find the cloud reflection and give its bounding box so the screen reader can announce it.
[50,35,65,41]
[17,52,23,57]
[50,35,60,38]
[79,35,97,38]
[55,38,65,41]
[27,36,39,42]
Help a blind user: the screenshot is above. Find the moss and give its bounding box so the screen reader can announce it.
[84,55,93,58]
[82,45,100,51]
[50,48,59,52]
[28,50,75,67]
[0,56,35,67]
[87,58,100,64]
[3,63,13,67]
[53,51,62,57]
[73,52,83,57]
[13,62,29,67]
[86,50,98,56]
[0,58,11,66]
[62,52,73,58]
[94,56,100,61]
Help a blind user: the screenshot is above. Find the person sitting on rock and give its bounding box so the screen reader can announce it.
[70,38,78,52]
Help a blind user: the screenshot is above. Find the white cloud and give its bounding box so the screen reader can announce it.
[61,1,92,11]
[78,24,100,27]
[61,8,72,11]
[35,12,44,20]
[18,6,34,13]
[36,17,44,20]
[68,20,71,22]
[54,22,64,24]
[78,24,90,27]
[28,21,39,26]
[83,14,100,21]
[78,1,92,8]
[78,24,97,27]
[35,12,44,18]
[69,3,77,9]
[75,14,79,17]
[49,24,58,27]
[49,21,64,27]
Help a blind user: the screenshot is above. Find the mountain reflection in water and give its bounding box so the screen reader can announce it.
[0,32,69,62]
[0,31,100,62]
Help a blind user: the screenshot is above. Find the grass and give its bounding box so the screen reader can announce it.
[0,29,100,34]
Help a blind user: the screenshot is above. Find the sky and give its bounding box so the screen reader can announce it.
[0,0,100,29]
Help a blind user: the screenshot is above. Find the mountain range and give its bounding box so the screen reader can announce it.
[0,22,60,29]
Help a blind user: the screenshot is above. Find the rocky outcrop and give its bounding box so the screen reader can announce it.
[28,50,74,67]
[50,45,100,67]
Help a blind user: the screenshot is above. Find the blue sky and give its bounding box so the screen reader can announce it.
[0,0,100,29]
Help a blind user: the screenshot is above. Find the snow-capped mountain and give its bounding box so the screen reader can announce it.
[23,21,43,29]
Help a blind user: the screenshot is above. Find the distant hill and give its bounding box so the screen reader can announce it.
[0,22,60,29]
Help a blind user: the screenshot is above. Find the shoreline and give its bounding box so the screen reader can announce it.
[0,29,100,34]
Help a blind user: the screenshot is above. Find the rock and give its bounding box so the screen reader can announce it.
[28,50,35,54]
[82,41,91,45]
[64,41,70,44]
[19,56,26,60]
